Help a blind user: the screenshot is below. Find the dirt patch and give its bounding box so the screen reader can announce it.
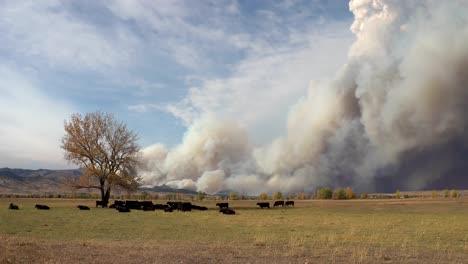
[0,235,305,264]
[1,235,466,264]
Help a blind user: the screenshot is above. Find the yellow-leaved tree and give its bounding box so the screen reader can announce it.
[61,112,140,205]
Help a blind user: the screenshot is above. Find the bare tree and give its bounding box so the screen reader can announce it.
[61,112,140,205]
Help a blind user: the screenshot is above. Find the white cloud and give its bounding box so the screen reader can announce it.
[0,65,74,169]
[127,104,161,113]
[165,22,354,142]
[0,1,137,73]
[106,0,339,73]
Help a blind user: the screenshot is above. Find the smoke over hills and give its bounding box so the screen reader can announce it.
[139,0,468,194]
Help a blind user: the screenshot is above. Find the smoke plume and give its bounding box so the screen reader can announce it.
[140,0,468,194]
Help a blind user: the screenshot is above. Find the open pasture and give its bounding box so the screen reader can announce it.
[1,198,468,263]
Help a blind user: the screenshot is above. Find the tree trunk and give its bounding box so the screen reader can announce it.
[99,180,108,207]
[100,187,105,202]
[103,186,111,207]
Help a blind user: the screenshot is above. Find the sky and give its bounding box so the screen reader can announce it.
[0,0,354,170]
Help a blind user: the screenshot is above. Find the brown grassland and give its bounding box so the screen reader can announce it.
[1,198,467,263]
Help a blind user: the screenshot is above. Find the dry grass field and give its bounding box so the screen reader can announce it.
[1,198,468,263]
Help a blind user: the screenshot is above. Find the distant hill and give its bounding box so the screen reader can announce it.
[0,167,82,194]
[0,167,197,195]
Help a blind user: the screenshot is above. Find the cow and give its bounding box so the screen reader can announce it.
[256,202,270,209]
[219,208,236,215]
[173,202,182,210]
[114,200,125,206]
[35,204,50,210]
[140,201,154,211]
[95,200,108,208]
[77,205,90,210]
[285,201,295,206]
[125,200,141,210]
[167,202,182,211]
[164,207,173,212]
[273,201,285,207]
[8,203,19,210]
[181,202,192,212]
[110,200,125,208]
[142,206,155,211]
[117,206,131,213]
[153,204,168,210]
[216,203,229,209]
[191,205,208,211]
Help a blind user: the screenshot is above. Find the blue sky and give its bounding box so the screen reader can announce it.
[0,0,354,169]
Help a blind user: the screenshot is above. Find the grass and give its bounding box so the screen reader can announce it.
[1,198,468,263]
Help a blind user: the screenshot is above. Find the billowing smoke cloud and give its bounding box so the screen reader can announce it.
[139,115,255,193]
[140,0,468,194]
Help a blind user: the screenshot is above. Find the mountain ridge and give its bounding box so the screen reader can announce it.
[0,167,199,195]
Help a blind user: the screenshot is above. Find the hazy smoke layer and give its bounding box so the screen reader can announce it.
[140,0,468,194]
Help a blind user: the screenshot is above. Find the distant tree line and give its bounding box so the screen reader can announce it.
[1,188,462,200]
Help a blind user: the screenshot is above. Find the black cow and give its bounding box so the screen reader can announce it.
[77,205,90,210]
[167,201,182,210]
[273,201,284,207]
[256,202,270,209]
[166,201,177,207]
[216,203,229,209]
[9,203,19,210]
[219,208,236,215]
[142,206,155,211]
[173,202,182,210]
[181,202,192,212]
[125,200,141,209]
[285,201,295,206]
[153,204,168,210]
[35,204,50,210]
[95,200,108,208]
[110,200,125,208]
[191,205,208,211]
[140,201,153,207]
[140,201,154,211]
[114,200,125,206]
[117,206,131,213]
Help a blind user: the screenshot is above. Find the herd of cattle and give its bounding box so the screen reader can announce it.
[7,200,295,215]
[257,200,295,208]
[105,200,209,213]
